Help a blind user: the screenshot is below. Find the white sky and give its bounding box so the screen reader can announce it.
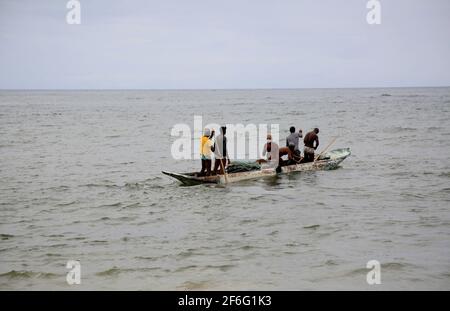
[0,0,449,89]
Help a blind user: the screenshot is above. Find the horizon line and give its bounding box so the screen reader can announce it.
[0,85,449,91]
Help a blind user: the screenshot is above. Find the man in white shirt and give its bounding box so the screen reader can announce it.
[213,126,230,175]
[262,134,279,168]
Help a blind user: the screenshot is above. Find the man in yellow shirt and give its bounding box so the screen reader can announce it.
[199,128,214,176]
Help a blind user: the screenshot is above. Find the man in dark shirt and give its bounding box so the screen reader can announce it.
[303,128,319,162]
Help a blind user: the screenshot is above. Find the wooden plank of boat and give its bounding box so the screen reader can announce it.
[282,148,351,173]
[163,148,351,186]
[161,171,219,186]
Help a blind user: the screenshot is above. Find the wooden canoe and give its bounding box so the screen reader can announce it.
[162,148,351,186]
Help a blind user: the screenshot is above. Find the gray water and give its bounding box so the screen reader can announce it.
[1,88,449,290]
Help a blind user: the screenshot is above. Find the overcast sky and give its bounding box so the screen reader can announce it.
[0,0,449,89]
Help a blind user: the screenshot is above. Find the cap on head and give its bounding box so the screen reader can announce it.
[221,126,227,134]
[290,126,295,133]
[267,134,272,140]
[204,128,211,136]
[314,128,319,134]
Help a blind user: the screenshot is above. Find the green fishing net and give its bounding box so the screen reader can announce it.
[226,161,261,173]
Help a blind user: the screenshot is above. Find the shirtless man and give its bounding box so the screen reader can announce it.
[303,128,319,163]
[276,143,300,172]
[278,145,294,163]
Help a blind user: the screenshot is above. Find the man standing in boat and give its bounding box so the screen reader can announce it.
[213,126,230,175]
[286,126,303,157]
[199,128,214,176]
[303,128,320,162]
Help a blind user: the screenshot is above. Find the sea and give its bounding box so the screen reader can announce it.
[0,87,449,290]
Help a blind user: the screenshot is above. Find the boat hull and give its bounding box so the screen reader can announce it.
[162,148,351,186]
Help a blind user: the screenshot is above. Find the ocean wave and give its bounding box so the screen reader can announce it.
[147,184,165,189]
[121,202,140,209]
[135,256,159,261]
[45,253,62,257]
[96,266,161,277]
[144,176,162,182]
[239,219,258,225]
[82,179,164,191]
[81,183,120,189]
[401,192,427,199]
[249,195,265,201]
[0,270,59,279]
[303,224,320,229]
[383,126,417,133]
[124,182,143,190]
[174,265,198,273]
[178,280,212,290]
[98,202,122,208]
[0,234,14,240]
[438,172,450,178]
[96,267,122,276]
[67,236,86,241]
[381,262,412,270]
[44,234,65,238]
[345,261,414,278]
[48,243,68,248]
[203,264,235,272]
[85,240,108,244]
[324,259,339,266]
[176,249,200,258]
[47,185,70,191]
[395,94,426,98]
[56,200,78,207]
[238,245,256,251]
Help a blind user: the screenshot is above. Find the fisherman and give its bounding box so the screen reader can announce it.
[286,126,303,157]
[199,128,214,176]
[261,134,279,168]
[275,142,296,172]
[213,126,230,175]
[303,128,320,162]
